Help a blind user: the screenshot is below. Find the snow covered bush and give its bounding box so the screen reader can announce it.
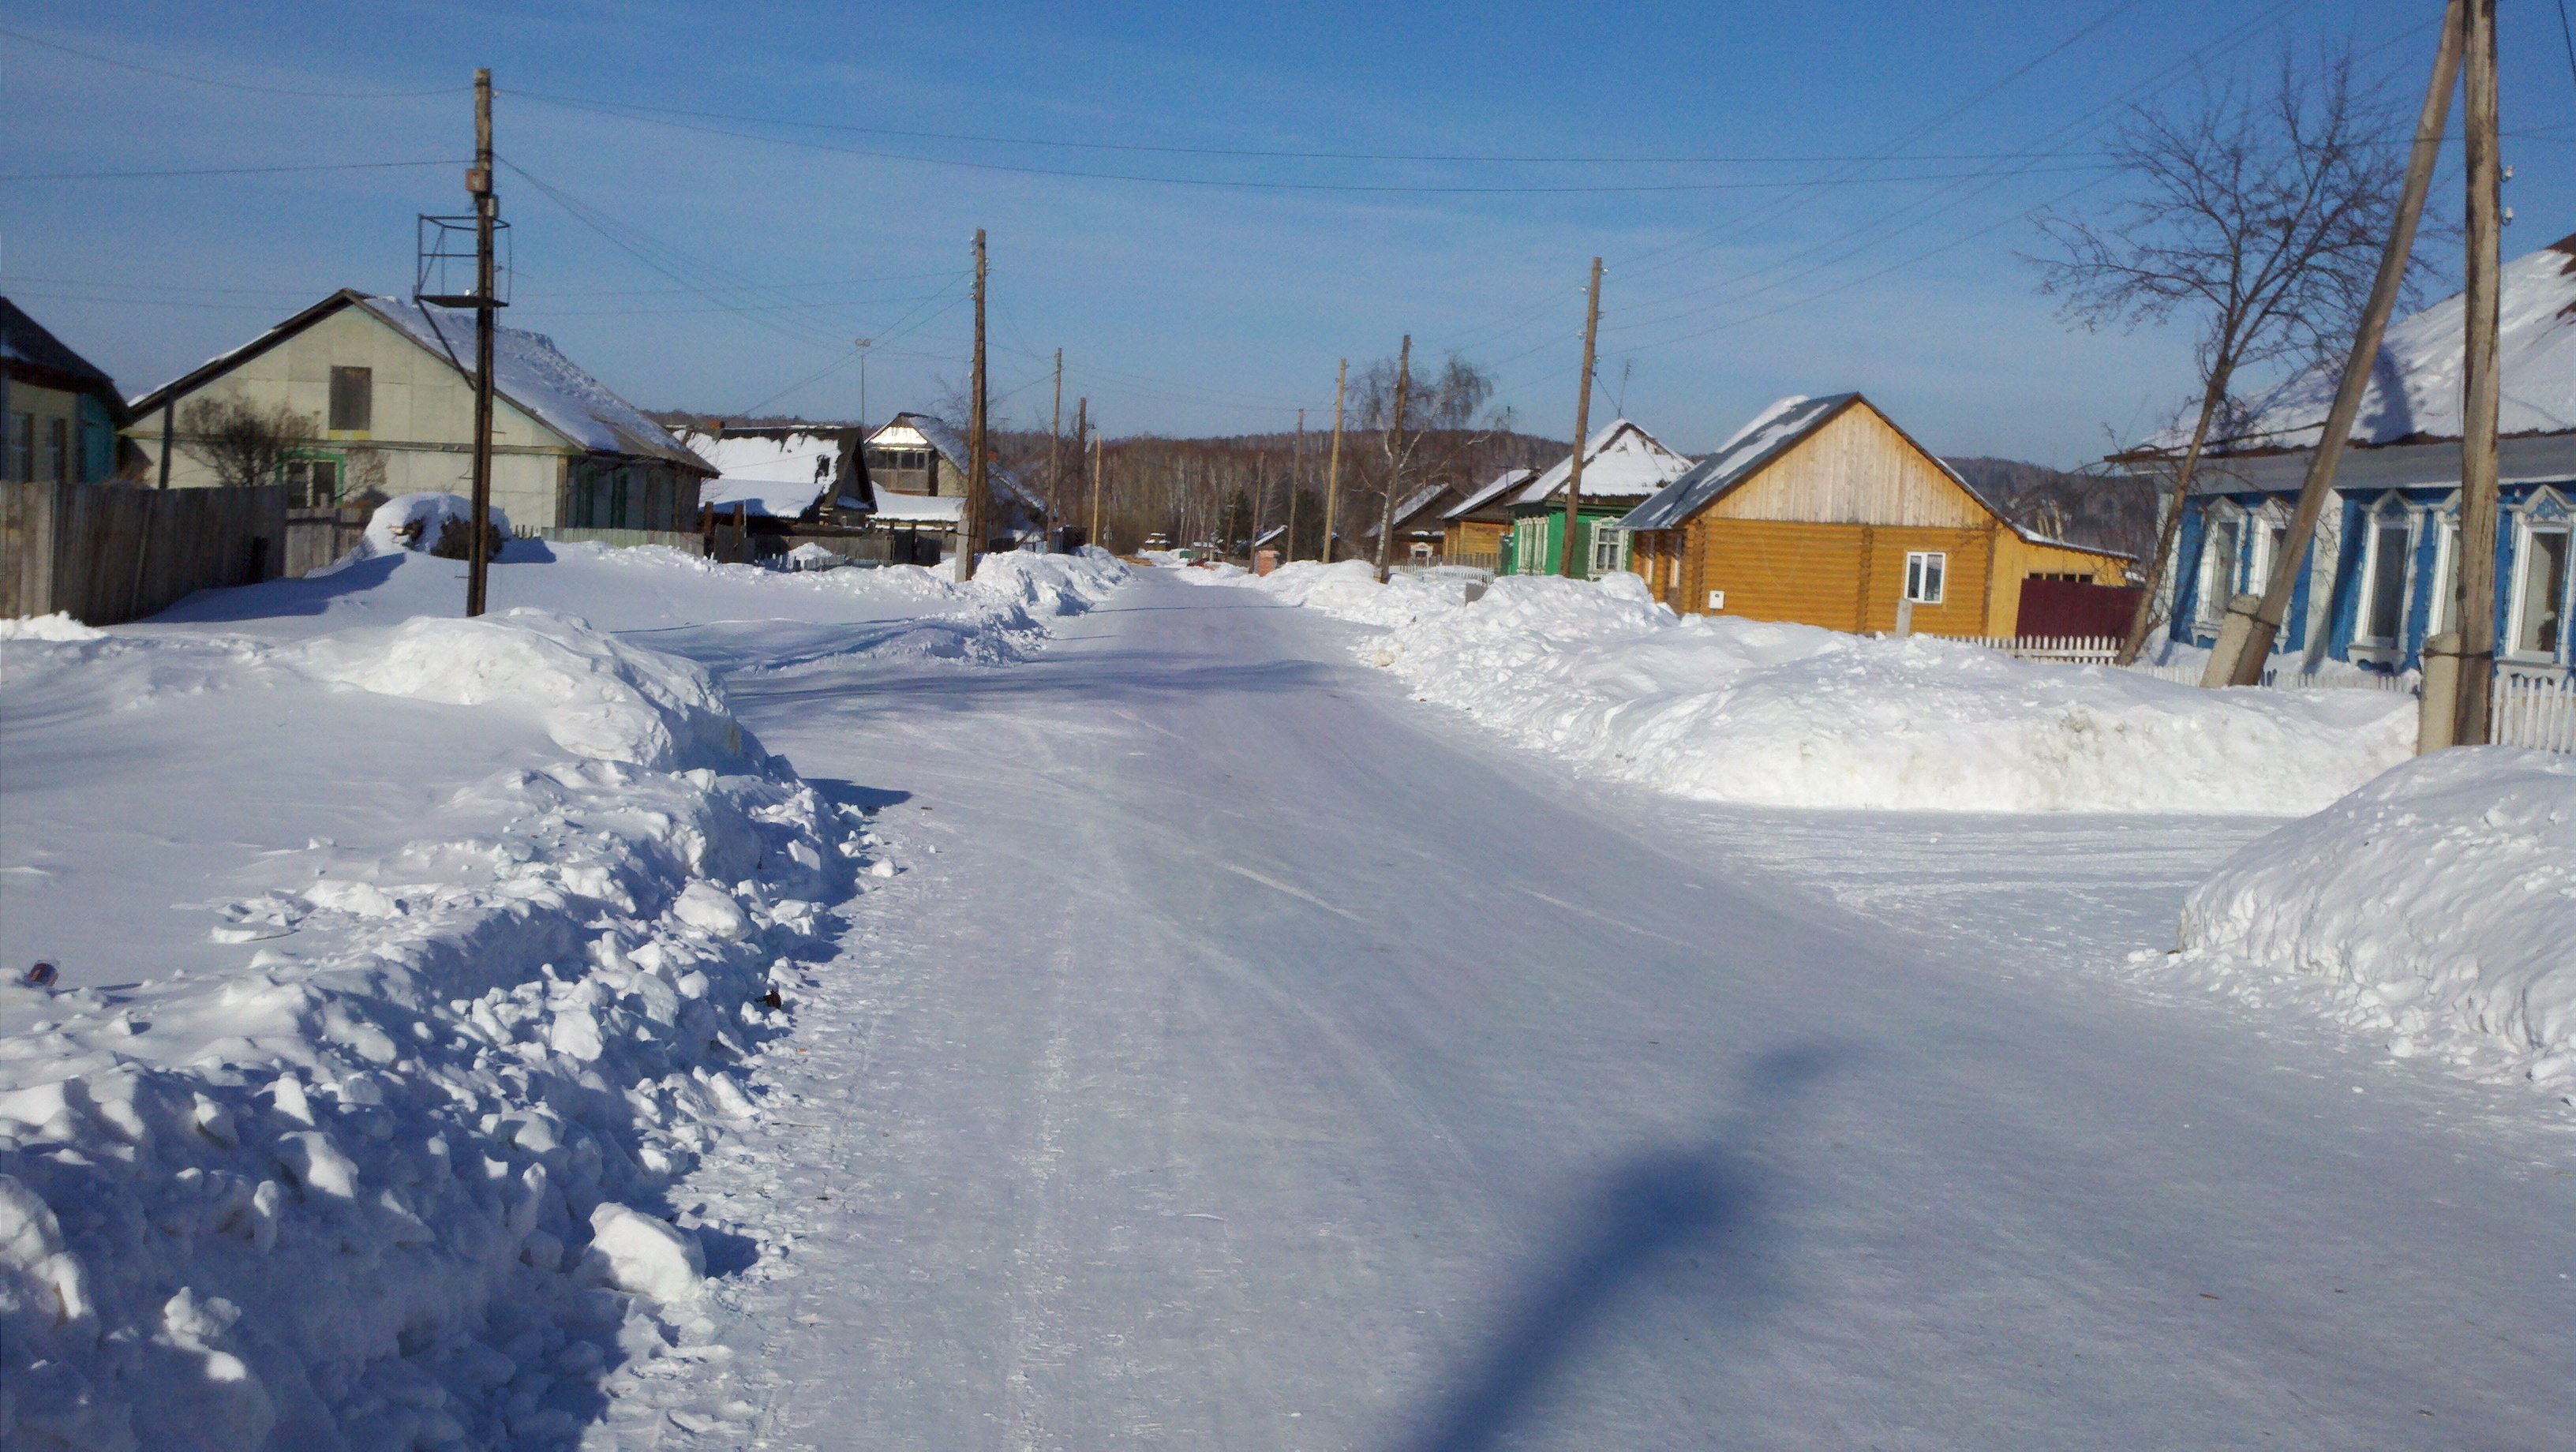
[1241,560,2414,814]
[2174,748,2576,1087]
[0,610,856,1451]
[365,492,511,560]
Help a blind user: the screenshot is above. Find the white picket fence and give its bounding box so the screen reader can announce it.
[1934,634,2121,664]
[2492,668,2576,754]
[2116,662,2416,693]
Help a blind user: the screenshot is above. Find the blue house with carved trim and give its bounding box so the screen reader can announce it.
[2119,231,2574,679]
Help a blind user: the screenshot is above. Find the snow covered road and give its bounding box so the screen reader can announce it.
[648,570,2568,1450]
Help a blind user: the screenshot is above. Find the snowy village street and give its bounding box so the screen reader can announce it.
[622,568,2572,1451]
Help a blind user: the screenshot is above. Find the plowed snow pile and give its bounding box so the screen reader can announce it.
[1232,560,2414,814]
[0,546,1129,1450]
[2171,748,2576,1087]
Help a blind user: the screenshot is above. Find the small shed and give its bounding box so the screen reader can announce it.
[1497,419,1695,579]
[1617,393,2130,638]
[668,424,869,526]
[1440,466,1533,564]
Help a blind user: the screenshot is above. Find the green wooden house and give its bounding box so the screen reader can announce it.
[1470,418,1694,578]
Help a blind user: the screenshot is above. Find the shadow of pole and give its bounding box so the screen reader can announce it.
[1396,1046,1840,1452]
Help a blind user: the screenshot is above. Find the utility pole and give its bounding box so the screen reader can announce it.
[855,337,873,432]
[1287,407,1305,562]
[1070,395,1088,547]
[1252,451,1272,570]
[465,68,500,617]
[2454,0,2502,744]
[2222,0,2464,684]
[957,228,987,584]
[1324,359,1346,563]
[1046,346,1064,544]
[1088,406,1106,550]
[1375,335,1410,583]
[1557,256,1604,579]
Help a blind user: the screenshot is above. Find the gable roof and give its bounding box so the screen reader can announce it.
[126,289,712,473]
[870,411,1039,510]
[2151,230,2576,456]
[1365,478,1457,538]
[1619,391,2129,558]
[1443,465,1538,521]
[2,298,122,409]
[1511,418,1695,507]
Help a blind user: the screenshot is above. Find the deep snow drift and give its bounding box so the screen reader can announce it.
[1224,560,2415,814]
[0,546,1129,1450]
[2170,747,2576,1088]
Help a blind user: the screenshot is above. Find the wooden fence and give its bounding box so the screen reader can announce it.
[2492,668,2576,754]
[2,481,286,626]
[284,505,373,578]
[1934,633,2123,664]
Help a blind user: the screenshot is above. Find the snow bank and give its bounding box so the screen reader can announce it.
[0,609,859,1450]
[1245,560,2415,814]
[362,492,511,557]
[2172,749,2576,1086]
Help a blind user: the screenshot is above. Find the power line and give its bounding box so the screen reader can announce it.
[507,92,2112,195]
[0,159,464,182]
[0,26,462,99]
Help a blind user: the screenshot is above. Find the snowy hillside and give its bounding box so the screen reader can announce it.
[1231,560,2413,814]
[0,546,1128,1450]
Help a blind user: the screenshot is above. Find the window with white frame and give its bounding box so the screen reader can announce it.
[2360,516,2411,644]
[2427,517,2462,636]
[1588,522,1627,578]
[1903,550,1945,604]
[2512,518,2569,658]
[2200,515,2242,627]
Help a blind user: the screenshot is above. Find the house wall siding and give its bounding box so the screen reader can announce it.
[1703,404,1990,529]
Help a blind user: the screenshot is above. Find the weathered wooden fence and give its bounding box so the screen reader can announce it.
[526,526,706,552]
[284,505,373,578]
[3,481,286,625]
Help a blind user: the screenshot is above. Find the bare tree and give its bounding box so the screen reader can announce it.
[1354,349,1500,577]
[2027,45,2435,664]
[176,395,316,491]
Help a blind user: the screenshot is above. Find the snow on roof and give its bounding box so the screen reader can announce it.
[874,411,1037,508]
[868,491,964,524]
[361,298,711,472]
[1443,466,1539,520]
[1620,392,2129,558]
[1511,419,1696,506]
[1619,395,1846,531]
[671,427,844,519]
[2184,230,2576,454]
[1365,480,1454,537]
[1,296,118,398]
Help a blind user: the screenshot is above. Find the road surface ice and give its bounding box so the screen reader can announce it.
[622,571,2569,1451]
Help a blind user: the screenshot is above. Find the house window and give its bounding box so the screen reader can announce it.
[283,457,341,507]
[2361,519,2411,643]
[1904,550,1945,604]
[1588,522,1627,578]
[2514,524,2569,658]
[329,367,373,432]
[2200,516,2242,627]
[6,412,28,481]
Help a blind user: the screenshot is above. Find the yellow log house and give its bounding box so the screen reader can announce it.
[1616,393,2129,638]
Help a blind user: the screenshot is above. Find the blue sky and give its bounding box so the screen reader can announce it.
[6,2,2573,465]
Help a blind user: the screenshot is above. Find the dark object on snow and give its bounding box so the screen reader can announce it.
[24,961,58,987]
[429,513,501,563]
[762,988,783,1009]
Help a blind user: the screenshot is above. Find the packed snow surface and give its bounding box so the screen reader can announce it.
[1229,559,2415,814]
[0,543,1129,1450]
[2174,747,2576,1082]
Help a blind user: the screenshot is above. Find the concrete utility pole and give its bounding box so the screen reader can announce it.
[957,228,988,584]
[1558,256,1604,578]
[2453,0,2503,744]
[1046,346,1063,543]
[1375,335,1412,583]
[2220,0,2465,685]
[1324,359,1346,563]
[466,68,500,617]
[1288,407,1305,562]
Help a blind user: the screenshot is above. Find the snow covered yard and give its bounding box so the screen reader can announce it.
[0,543,1126,1450]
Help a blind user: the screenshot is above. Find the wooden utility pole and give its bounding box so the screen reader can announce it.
[1069,395,1087,548]
[2453,0,2502,744]
[1088,409,1105,551]
[1375,335,1411,583]
[465,68,500,617]
[2222,0,2465,684]
[957,228,988,583]
[1323,359,1346,563]
[1046,346,1064,543]
[1252,451,1273,570]
[1287,407,1305,562]
[1557,256,1604,578]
